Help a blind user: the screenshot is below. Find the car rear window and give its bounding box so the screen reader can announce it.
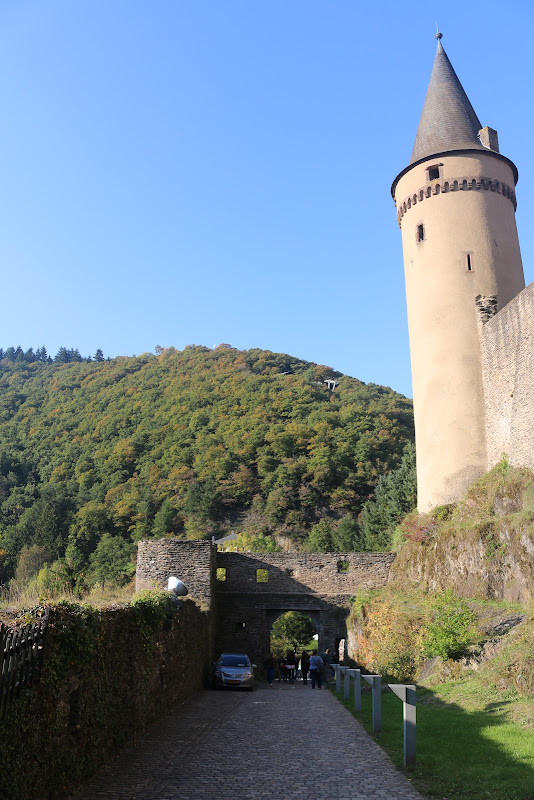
[219,655,250,667]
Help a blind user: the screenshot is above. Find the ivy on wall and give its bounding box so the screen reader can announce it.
[0,592,212,800]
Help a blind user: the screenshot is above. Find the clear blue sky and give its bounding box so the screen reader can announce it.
[1,0,532,398]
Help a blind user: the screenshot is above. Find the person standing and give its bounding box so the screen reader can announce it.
[300,650,310,684]
[286,650,296,683]
[264,653,276,686]
[309,652,324,689]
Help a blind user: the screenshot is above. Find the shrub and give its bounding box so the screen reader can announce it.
[396,511,436,543]
[352,597,425,681]
[422,590,477,660]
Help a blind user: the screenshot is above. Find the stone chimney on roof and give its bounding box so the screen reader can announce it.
[478,126,499,152]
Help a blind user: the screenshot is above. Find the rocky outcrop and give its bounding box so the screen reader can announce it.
[389,466,534,604]
[390,518,534,604]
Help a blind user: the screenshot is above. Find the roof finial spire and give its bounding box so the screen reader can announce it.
[435,23,443,40]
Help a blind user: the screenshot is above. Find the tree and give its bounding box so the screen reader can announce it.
[305,519,335,552]
[361,442,417,551]
[94,348,104,362]
[271,611,316,651]
[184,478,220,525]
[88,533,134,586]
[50,541,86,592]
[34,500,67,557]
[70,501,112,557]
[152,498,177,537]
[14,544,51,584]
[333,515,364,551]
[222,531,281,552]
[55,346,70,363]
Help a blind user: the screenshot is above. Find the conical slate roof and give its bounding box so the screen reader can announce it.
[410,39,484,163]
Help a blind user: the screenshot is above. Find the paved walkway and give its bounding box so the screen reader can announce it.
[69,682,425,800]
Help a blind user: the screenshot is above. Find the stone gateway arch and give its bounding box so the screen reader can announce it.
[136,541,394,667]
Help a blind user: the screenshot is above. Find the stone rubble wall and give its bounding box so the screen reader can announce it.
[479,281,534,471]
[216,551,395,595]
[136,539,216,606]
[135,543,395,670]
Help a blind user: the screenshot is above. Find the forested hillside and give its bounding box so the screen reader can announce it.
[0,345,413,585]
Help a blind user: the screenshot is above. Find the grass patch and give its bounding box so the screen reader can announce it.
[0,581,135,619]
[331,678,534,799]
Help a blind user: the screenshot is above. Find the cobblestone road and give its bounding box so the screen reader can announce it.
[69,682,424,800]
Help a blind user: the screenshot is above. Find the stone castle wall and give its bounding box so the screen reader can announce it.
[134,543,395,667]
[216,551,395,595]
[479,281,534,470]
[136,540,216,605]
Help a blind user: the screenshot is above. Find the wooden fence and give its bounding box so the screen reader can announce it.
[0,610,49,718]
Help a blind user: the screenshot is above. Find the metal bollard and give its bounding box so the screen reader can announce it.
[334,664,342,694]
[335,665,346,693]
[347,668,361,712]
[389,684,416,765]
[362,674,381,733]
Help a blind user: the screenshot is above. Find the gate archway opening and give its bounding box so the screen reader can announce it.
[269,611,318,659]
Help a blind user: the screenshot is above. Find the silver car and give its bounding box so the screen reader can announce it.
[213,653,254,690]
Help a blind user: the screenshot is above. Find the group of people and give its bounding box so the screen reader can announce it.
[264,648,333,690]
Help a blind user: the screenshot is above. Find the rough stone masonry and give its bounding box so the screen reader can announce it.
[136,540,395,666]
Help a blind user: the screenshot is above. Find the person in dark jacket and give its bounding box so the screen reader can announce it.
[264,653,276,686]
[300,650,310,684]
[285,650,296,683]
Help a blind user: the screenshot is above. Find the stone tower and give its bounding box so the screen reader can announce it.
[391,34,525,511]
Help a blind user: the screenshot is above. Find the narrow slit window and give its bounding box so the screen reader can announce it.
[216,568,226,581]
[466,253,473,271]
[417,223,425,243]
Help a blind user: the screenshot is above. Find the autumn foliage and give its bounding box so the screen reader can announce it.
[0,346,413,584]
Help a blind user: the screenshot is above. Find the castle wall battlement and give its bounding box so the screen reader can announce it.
[396,175,516,227]
[480,281,534,470]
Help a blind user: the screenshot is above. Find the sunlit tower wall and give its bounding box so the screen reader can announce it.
[391,34,525,511]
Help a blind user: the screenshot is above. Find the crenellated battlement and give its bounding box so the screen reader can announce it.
[396,176,516,227]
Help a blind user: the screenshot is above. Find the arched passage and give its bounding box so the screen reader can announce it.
[269,610,318,657]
